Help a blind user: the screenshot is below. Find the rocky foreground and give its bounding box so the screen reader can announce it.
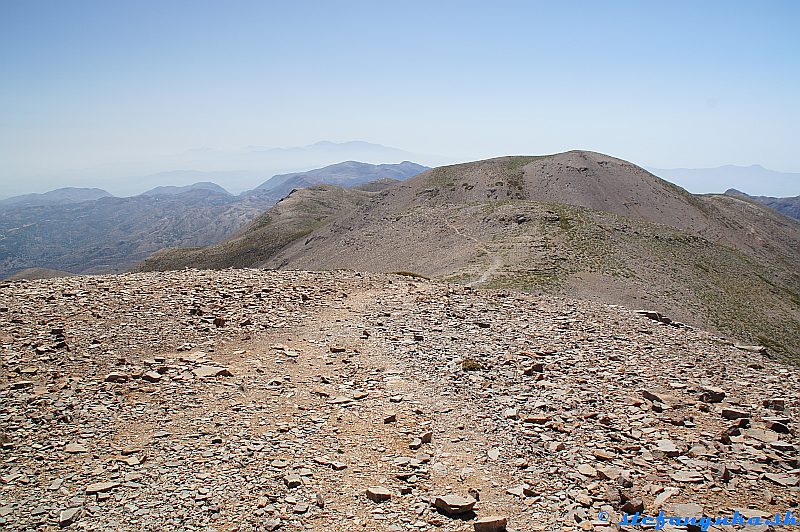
[0,269,798,531]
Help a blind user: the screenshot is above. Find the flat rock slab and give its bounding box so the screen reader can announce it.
[104,372,130,383]
[59,507,81,527]
[698,385,726,403]
[284,474,302,488]
[641,389,681,406]
[327,396,354,405]
[734,344,766,354]
[64,443,87,454]
[193,366,232,378]
[85,481,121,495]
[474,516,508,532]
[722,408,749,420]
[366,486,391,502]
[434,494,477,515]
[744,428,780,443]
[670,470,704,483]
[656,439,680,456]
[764,473,799,487]
[142,371,161,382]
[506,484,535,498]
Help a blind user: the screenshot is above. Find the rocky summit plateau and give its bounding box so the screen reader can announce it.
[1,269,799,531]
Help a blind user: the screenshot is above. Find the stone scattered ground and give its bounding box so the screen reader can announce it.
[0,269,798,531]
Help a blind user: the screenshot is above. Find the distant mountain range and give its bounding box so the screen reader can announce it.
[649,164,799,197]
[724,189,800,221]
[246,161,428,203]
[140,182,231,197]
[138,151,800,359]
[1,140,445,198]
[0,187,113,208]
[0,161,428,278]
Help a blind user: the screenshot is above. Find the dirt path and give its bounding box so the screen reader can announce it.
[212,280,525,531]
[444,220,503,287]
[3,270,798,532]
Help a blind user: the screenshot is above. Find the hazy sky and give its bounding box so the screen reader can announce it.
[1,0,799,195]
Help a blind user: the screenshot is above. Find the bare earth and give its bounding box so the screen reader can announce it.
[1,269,798,531]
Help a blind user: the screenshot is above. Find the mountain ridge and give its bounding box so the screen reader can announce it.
[0,187,112,208]
[137,150,800,359]
[2,140,439,197]
[245,161,428,204]
[141,181,232,197]
[0,161,428,278]
[253,160,428,191]
[724,188,800,221]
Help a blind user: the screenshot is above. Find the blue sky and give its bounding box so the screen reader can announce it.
[1,0,798,194]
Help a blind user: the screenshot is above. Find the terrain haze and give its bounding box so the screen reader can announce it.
[0,141,446,198]
[2,2,798,197]
[2,140,798,199]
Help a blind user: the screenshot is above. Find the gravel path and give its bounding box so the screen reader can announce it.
[1,270,798,531]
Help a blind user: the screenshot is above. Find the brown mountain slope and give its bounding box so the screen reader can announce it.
[268,151,798,270]
[138,151,800,358]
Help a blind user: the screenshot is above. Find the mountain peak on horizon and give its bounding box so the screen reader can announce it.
[0,187,113,208]
[250,160,428,195]
[141,181,231,197]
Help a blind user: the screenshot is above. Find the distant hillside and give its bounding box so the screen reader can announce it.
[0,187,112,208]
[1,162,427,278]
[141,182,231,197]
[0,189,274,278]
[139,151,800,359]
[725,189,800,221]
[137,185,378,272]
[248,161,428,202]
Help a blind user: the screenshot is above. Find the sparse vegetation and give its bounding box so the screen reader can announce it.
[502,156,543,198]
[425,166,459,188]
[461,357,484,371]
[484,271,561,290]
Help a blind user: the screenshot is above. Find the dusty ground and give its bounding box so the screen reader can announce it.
[1,269,798,531]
